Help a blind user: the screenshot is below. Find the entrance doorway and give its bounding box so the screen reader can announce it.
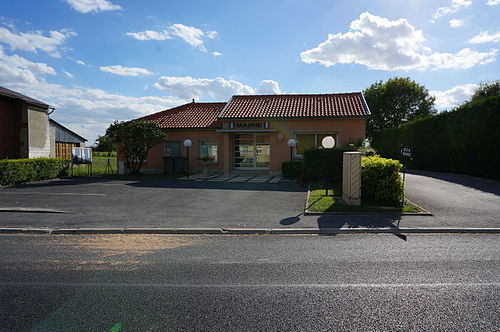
[233,134,270,170]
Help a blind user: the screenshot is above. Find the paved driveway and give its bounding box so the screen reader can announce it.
[0,177,307,229]
[404,170,500,228]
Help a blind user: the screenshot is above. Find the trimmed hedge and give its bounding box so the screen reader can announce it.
[303,147,355,183]
[361,155,404,206]
[281,161,303,179]
[372,96,500,180]
[0,158,70,186]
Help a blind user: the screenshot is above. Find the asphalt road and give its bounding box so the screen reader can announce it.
[0,171,499,229]
[0,233,498,331]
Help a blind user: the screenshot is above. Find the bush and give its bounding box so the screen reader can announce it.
[281,161,303,179]
[361,155,404,206]
[372,96,500,180]
[303,147,355,183]
[0,158,70,186]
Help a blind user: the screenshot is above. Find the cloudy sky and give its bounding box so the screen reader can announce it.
[1,0,499,144]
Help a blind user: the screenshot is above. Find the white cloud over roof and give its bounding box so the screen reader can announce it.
[300,12,497,71]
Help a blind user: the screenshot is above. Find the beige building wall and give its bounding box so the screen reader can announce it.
[27,108,51,158]
[136,117,366,175]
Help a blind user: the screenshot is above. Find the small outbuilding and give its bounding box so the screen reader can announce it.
[49,119,87,159]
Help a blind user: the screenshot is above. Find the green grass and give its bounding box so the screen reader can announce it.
[71,156,117,176]
[307,182,422,213]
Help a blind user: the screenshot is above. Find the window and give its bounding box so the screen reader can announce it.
[295,133,338,156]
[165,141,181,157]
[199,141,218,162]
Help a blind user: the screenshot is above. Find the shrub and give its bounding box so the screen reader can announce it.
[281,161,303,179]
[0,158,70,186]
[303,147,355,183]
[361,155,404,206]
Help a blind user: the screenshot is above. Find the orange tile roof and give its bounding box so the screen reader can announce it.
[137,102,226,129]
[218,93,370,119]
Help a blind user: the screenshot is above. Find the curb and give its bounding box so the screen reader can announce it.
[0,227,499,235]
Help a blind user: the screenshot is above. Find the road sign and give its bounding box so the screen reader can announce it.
[400,146,412,158]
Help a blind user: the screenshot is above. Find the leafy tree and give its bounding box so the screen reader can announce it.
[105,120,166,174]
[363,77,436,140]
[469,80,500,103]
[93,134,115,152]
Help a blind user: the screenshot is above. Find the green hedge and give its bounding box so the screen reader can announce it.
[361,155,404,206]
[303,147,355,183]
[0,158,70,186]
[281,161,303,179]
[372,96,500,180]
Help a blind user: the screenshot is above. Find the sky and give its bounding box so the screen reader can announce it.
[1,0,499,144]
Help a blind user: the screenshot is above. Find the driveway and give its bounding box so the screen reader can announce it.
[0,177,307,229]
[0,170,499,230]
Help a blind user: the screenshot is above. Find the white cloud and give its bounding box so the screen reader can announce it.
[62,70,74,78]
[212,51,222,57]
[449,19,464,27]
[469,31,500,43]
[433,0,472,19]
[99,65,153,76]
[0,27,76,57]
[76,59,86,65]
[486,0,500,5]
[0,47,183,144]
[126,24,218,51]
[300,12,497,71]
[430,84,478,109]
[153,76,283,100]
[63,0,122,14]
[154,76,255,100]
[256,80,282,94]
[0,46,56,85]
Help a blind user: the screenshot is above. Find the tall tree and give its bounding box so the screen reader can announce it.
[363,77,436,140]
[469,80,500,103]
[105,120,166,174]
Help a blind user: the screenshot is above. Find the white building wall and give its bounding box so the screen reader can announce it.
[27,108,51,158]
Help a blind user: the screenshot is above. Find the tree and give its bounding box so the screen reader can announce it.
[105,120,166,174]
[469,80,500,103]
[363,77,436,140]
[93,134,115,152]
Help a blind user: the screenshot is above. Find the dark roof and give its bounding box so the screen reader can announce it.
[218,93,371,119]
[0,85,50,109]
[137,102,226,129]
[49,119,87,142]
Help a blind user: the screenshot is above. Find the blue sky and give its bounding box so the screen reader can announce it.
[1,0,499,144]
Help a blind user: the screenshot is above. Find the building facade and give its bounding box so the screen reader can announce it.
[0,86,52,159]
[49,119,87,159]
[125,93,371,175]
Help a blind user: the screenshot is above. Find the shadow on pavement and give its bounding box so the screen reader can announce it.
[406,169,500,197]
[5,176,306,193]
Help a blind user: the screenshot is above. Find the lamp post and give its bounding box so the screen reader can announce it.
[287,139,296,162]
[183,139,192,179]
[321,136,335,196]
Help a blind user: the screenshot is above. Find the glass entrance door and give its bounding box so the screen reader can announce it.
[234,134,270,169]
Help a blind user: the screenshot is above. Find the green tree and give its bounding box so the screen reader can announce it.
[363,77,436,140]
[105,120,166,174]
[469,80,500,103]
[93,134,115,152]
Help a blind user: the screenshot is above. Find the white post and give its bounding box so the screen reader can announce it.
[342,152,362,205]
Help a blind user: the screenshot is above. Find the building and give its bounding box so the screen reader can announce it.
[49,119,87,159]
[0,86,52,159]
[125,92,371,175]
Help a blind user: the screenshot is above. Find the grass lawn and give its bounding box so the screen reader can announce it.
[307,182,422,213]
[71,156,117,176]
